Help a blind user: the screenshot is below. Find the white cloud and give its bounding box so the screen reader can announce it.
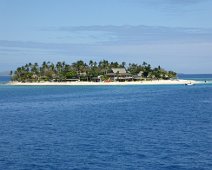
[45,25,212,45]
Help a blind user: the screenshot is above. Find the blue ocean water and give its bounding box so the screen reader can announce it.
[178,74,212,82]
[0,76,212,170]
[0,76,11,84]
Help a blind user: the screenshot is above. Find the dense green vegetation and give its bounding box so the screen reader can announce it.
[11,60,177,82]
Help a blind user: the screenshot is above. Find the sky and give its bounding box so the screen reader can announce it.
[0,0,212,73]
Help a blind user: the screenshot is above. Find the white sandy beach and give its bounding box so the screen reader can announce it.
[8,79,199,86]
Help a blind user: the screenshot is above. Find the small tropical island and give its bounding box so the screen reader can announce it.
[9,60,196,85]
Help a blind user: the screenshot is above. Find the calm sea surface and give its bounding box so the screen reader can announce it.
[0,76,212,170]
[178,74,212,83]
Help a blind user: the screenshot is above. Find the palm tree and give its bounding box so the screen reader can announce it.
[56,62,62,73]
[142,61,147,66]
[89,60,94,67]
[121,62,126,68]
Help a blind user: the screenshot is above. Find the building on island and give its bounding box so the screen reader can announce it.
[133,71,144,81]
[107,68,133,82]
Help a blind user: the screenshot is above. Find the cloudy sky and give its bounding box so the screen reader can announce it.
[0,0,212,73]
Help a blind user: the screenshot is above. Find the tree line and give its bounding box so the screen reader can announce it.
[11,60,177,82]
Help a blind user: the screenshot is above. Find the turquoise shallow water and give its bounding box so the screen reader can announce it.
[0,76,212,170]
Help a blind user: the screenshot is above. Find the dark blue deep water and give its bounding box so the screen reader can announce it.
[0,77,212,170]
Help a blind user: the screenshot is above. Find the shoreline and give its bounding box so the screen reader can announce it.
[7,79,200,86]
